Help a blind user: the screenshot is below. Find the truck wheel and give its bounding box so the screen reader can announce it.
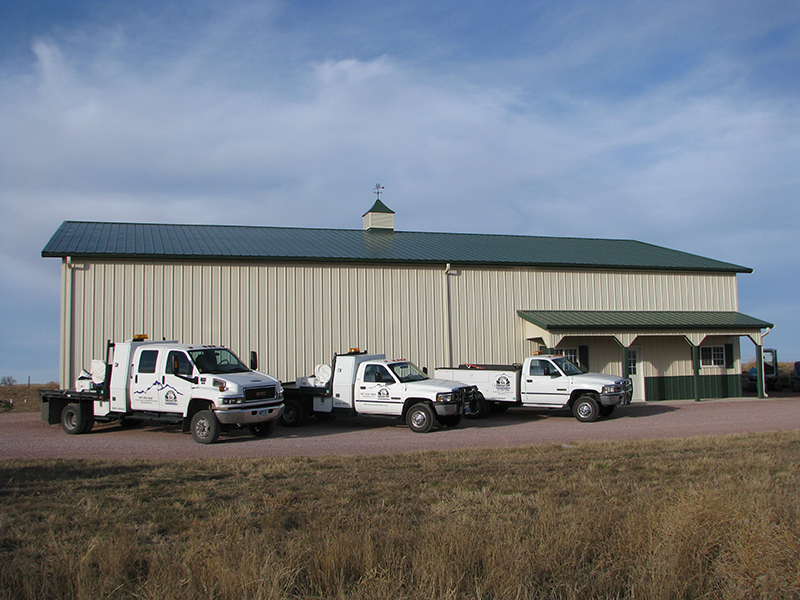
[598,405,616,418]
[438,414,462,428]
[489,402,509,413]
[191,410,221,444]
[61,403,94,435]
[406,403,435,433]
[249,421,275,438]
[279,399,306,427]
[572,396,599,422]
[464,393,489,419]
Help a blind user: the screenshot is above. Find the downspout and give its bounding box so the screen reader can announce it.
[444,263,453,367]
[757,327,770,399]
[63,256,74,387]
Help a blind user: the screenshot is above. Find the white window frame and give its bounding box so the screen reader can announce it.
[555,348,579,366]
[700,345,725,368]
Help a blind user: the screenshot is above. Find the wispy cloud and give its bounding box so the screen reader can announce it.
[1,0,799,380]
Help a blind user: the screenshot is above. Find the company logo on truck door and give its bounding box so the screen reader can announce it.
[133,380,184,404]
[377,387,390,398]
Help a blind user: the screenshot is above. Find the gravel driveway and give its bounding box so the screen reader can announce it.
[2,395,799,460]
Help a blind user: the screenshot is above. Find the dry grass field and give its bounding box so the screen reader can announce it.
[1,431,799,600]
[0,383,56,413]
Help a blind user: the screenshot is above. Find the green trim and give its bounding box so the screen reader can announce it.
[644,374,742,401]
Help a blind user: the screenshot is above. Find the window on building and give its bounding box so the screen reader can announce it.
[555,348,578,365]
[700,346,725,367]
[627,349,638,375]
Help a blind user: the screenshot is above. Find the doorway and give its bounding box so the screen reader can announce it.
[627,346,645,401]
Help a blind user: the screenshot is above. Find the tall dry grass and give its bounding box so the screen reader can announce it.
[1,431,799,599]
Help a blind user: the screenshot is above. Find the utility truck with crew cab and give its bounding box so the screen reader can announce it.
[40,336,284,444]
[280,349,476,432]
[435,354,632,422]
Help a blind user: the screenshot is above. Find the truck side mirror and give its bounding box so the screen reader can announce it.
[250,351,258,371]
[423,367,428,375]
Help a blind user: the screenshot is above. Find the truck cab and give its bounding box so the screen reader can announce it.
[282,350,476,432]
[436,354,632,422]
[42,337,284,444]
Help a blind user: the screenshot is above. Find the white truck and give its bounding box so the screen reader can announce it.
[40,336,284,444]
[280,349,478,432]
[435,355,633,422]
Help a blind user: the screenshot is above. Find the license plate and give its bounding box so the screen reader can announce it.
[258,409,268,417]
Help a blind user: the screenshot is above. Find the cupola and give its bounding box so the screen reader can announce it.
[362,198,395,231]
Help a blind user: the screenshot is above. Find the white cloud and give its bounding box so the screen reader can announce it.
[1,0,799,381]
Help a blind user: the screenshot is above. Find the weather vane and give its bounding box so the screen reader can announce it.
[373,183,384,199]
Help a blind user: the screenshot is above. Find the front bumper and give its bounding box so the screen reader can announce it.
[600,380,634,406]
[433,401,462,417]
[214,402,284,425]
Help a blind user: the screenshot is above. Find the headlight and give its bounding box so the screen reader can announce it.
[277,388,284,399]
[436,392,453,402]
[221,396,245,405]
[212,378,227,391]
[602,384,622,395]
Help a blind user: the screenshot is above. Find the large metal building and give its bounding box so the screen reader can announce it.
[42,201,773,401]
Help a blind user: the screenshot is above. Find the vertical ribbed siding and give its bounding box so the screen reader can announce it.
[63,260,449,385]
[59,260,740,387]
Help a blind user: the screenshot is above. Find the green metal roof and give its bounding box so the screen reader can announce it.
[517,310,773,330]
[42,221,751,273]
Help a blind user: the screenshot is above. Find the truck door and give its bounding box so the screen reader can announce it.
[159,350,195,413]
[354,364,403,416]
[130,348,161,410]
[520,359,570,407]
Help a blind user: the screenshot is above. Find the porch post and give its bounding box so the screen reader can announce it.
[622,346,630,379]
[691,345,702,402]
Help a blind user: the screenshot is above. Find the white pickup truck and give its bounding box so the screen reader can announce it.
[280,349,477,432]
[436,355,632,422]
[40,336,284,444]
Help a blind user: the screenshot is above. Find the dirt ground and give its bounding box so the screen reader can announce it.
[2,394,799,460]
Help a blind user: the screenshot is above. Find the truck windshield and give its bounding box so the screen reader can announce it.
[189,348,249,374]
[388,361,428,383]
[552,357,587,375]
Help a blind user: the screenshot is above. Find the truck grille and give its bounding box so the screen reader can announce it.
[455,386,478,403]
[244,386,277,402]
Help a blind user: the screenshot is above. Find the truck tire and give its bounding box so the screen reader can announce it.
[191,410,221,444]
[572,396,599,423]
[279,399,306,427]
[249,421,275,438]
[598,405,616,418]
[61,403,94,435]
[464,392,489,419]
[406,403,436,433]
[489,402,509,413]
[438,414,462,428]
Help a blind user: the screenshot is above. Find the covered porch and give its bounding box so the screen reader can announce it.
[517,310,774,402]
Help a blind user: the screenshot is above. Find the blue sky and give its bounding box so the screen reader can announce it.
[1,0,798,383]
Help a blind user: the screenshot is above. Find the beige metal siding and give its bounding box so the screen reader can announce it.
[445,266,739,368]
[59,259,740,387]
[62,260,449,385]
